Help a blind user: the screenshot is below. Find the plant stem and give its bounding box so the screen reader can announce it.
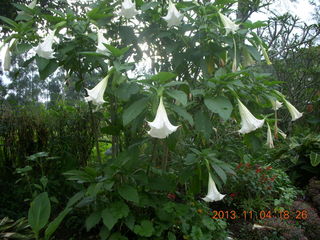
[88,102,101,163]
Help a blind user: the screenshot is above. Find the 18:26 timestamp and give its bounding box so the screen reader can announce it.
[210,210,308,220]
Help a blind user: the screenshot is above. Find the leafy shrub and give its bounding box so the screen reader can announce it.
[63,149,228,239]
[225,158,300,212]
[273,132,320,186]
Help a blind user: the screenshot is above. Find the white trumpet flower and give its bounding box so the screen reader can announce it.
[96,30,110,56]
[237,99,265,134]
[147,97,179,139]
[278,128,287,139]
[202,173,225,202]
[266,123,274,148]
[118,0,141,19]
[27,0,37,9]
[271,100,283,111]
[85,75,109,105]
[1,43,11,72]
[35,30,56,59]
[219,12,239,35]
[163,1,183,27]
[283,99,303,121]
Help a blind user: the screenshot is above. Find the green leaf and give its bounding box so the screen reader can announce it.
[66,191,84,208]
[194,111,212,139]
[118,185,139,203]
[85,211,101,231]
[168,232,176,240]
[99,226,110,240]
[16,43,32,54]
[105,44,130,57]
[151,72,176,83]
[110,201,130,219]
[109,232,128,240]
[12,3,34,14]
[204,96,233,121]
[171,105,193,125]
[123,97,148,126]
[28,192,51,234]
[0,16,18,29]
[79,51,106,57]
[141,2,159,11]
[166,90,187,106]
[36,57,59,80]
[310,152,320,167]
[133,220,154,237]
[211,164,227,184]
[44,208,71,240]
[102,208,118,230]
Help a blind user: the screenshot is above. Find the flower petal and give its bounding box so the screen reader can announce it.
[202,173,225,202]
[283,99,303,121]
[238,99,264,134]
[147,97,179,139]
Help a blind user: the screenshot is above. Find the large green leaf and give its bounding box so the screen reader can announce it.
[122,97,148,126]
[102,208,117,230]
[118,185,139,203]
[204,96,233,121]
[105,44,130,57]
[166,90,187,106]
[133,220,154,237]
[171,105,194,125]
[85,211,101,231]
[151,72,176,83]
[44,208,71,240]
[310,152,320,167]
[36,57,59,80]
[194,111,212,139]
[28,192,51,235]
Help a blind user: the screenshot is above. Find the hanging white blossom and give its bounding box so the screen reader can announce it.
[35,30,56,59]
[27,0,37,9]
[278,128,287,139]
[202,173,225,202]
[1,43,11,72]
[237,99,265,134]
[162,1,183,27]
[118,0,141,19]
[85,75,109,105]
[96,29,110,56]
[219,12,239,35]
[271,100,283,111]
[147,97,179,139]
[283,99,303,121]
[266,123,274,148]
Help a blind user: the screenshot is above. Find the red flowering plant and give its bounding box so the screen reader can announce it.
[224,155,300,212]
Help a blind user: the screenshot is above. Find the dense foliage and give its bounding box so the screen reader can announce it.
[0,0,319,239]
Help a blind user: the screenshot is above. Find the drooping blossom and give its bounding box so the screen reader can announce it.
[147,96,179,139]
[219,12,239,35]
[118,0,141,19]
[266,123,274,148]
[283,99,303,121]
[271,100,283,111]
[202,173,225,202]
[35,30,56,59]
[261,46,272,65]
[1,43,11,72]
[85,75,109,105]
[96,29,110,56]
[27,0,37,9]
[162,1,183,27]
[278,128,287,139]
[237,99,265,134]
